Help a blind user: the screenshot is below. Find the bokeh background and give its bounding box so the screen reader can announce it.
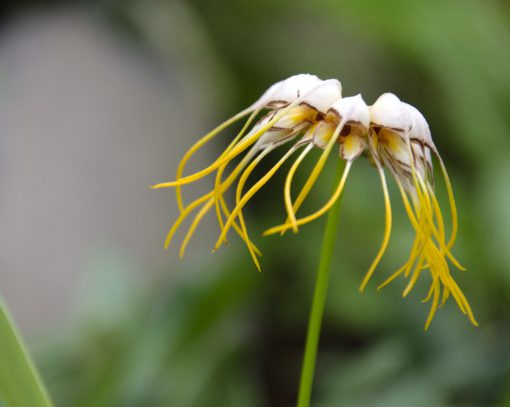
[1,1,510,406]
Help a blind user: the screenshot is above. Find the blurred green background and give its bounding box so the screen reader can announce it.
[1,0,510,406]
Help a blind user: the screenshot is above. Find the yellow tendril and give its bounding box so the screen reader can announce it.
[359,161,392,292]
[212,110,261,234]
[264,160,352,236]
[424,278,441,331]
[437,154,459,250]
[175,107,254,211]
[283,139,316,233]
[152,98,309,189]
[166,150,260,255]
[231,147,278,270]
[215,144,301,250]
[282,121,346,233]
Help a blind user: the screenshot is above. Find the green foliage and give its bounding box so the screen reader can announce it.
[0,300,53,407]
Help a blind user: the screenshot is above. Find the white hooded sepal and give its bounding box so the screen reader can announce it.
[400,102,435,180]
[370,93,412,132]
[403,102,438,154]
[329,94,369,130]
[252,74,342,114]
[303,78,342,114]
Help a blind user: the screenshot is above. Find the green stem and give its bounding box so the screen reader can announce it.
[0,298,54,407]
[297,160,345,407]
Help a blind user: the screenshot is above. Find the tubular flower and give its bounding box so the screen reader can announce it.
[152,75,476,329]
[151,74,342,269]
[367,93,477,329]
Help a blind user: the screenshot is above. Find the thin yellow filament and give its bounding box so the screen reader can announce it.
[403,144,463,273]
[395,176,477,326]
[264,160,352,236]
[180,194,262,259]
[180,199,214,258]
[377,264,406,291]
[232,147,278,270]
[414,171,465,270]
[394,177,429,277]
[407,142,463,275]
[155,81,332,191]
[175,108,254,211]
[165,193,211,250]
[437,154,459,250]
[409,192,454,294]
[152,99,306,190]
[424,279,440,330]
[219,196,262,256]
[283,121,346,232]
[422,275,438,303]
[448,279,478,325]
[440,286,450,307]
[215,145,300,250]
[212,110,261,232]
[284,140,315,233]
[427,183,445,244]
[396,179,449,295]
[359,162,392,292]
[402,253,426,297]
[165,150,259,254]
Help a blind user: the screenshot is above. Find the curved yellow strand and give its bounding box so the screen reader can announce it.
[212,110,261,231]
[359,162,392,292]
[215,145,300,249]
[264,160,352,236]
[284,143,315,233]
[232,147,277,270]
[165,150,260,253]
[175,107,256,211]
[180,195,262,258]
[424,279,441,330]
[415,173,465,270]
[400,174,463,272]
[220,198,262,256]
[422,275,438,303]
[212,146,258,243]
[402,253,426,297]
[152,100,306,189]
[377,264,406,291]
[179,199,214,258]
[156,83,330,190]
[437,155,459,250]
[282,121,346,233]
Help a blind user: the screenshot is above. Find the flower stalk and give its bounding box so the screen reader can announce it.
[297,160,345,407]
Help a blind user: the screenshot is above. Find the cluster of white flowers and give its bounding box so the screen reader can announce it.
[153,74,476,329]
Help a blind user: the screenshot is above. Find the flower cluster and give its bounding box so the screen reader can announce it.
[153,74,477,329]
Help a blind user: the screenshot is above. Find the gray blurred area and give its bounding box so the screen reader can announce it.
[0,6,223,335]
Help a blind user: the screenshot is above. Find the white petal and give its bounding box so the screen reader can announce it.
[252,74,342,113]
[303,78,342,114]
[369,93,411,131]
[330,94,369,129]
[402,102,437,152]
[254,74,322,109]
